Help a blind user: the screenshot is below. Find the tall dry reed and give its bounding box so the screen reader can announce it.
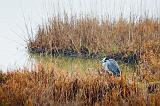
[28,16,160,58]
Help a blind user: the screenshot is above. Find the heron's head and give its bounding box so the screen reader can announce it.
[101,57,109,63]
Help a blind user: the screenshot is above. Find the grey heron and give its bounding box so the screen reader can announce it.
[101,58,121,77]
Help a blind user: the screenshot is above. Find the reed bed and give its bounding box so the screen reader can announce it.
[27,15,160,60]
[0,63,160,106]
[139,40,160,82]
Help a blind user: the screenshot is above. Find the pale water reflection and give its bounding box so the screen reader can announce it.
[0,0,160,70]
[32,55,101,72]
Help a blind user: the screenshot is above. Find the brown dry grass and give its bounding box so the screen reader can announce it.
[0,62,160,106]
[139,40,160,82]
[28,16,160,57]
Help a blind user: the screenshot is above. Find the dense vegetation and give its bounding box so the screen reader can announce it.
[28,16,159,60]
[0,15,160,105]
[0,63,160,106]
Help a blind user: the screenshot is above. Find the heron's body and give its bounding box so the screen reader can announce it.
[102,58,121,77]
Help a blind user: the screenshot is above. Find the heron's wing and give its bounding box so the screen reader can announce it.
[107,61,120,76]
[109,59,120,68]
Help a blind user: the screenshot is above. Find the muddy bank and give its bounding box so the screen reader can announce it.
[28,46,140,64]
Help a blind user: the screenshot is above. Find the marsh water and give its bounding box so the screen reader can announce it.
[0,0,160,71]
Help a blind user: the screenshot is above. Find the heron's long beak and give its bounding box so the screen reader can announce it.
[100,60,103,63]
